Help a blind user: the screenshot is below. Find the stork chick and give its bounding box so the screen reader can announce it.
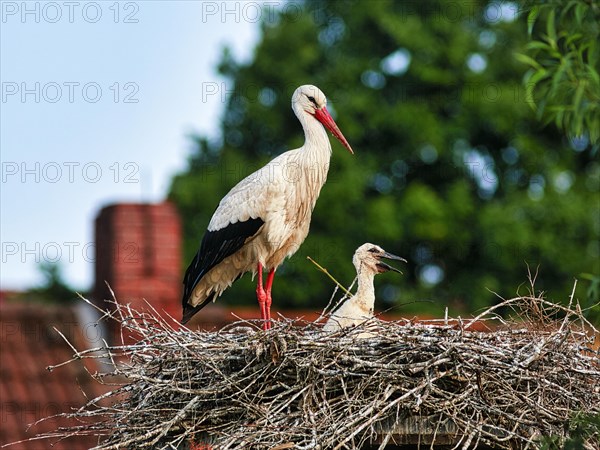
[181,85,353,329]
[323,243,406,332]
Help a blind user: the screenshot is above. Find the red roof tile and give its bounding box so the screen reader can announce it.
[1,301,109,449]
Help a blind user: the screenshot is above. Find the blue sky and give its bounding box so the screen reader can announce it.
[1,1,262,290]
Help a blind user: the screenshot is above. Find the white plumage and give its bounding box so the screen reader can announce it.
[181,85,353,329]
[323,243,406,332]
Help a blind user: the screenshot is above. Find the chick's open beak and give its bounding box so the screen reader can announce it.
[376,252,407,274]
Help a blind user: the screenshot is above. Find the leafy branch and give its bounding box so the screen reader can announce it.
[516,0,600,144]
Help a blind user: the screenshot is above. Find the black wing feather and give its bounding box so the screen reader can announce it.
[181,217,264,324]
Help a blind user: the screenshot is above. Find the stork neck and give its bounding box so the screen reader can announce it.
[297,109,332,158]
[354,268,376,312]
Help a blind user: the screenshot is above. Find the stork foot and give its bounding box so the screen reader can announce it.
[265,293,272,322]
[258,290,272,330]
[264,268,276,329]
[257,288,269,330]
[256,263,270,330]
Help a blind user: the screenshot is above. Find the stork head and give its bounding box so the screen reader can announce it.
[353,243,407,275]
[292,85,354,154]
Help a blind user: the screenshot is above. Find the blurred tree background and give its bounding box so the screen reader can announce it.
[169,0,599,319]
[23,262,77,304]
[518,0,599,143]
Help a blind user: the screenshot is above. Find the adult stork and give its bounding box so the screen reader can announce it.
[181,85,353,329]
[323,243,406,332]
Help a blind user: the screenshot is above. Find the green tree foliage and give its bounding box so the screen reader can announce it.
[517,0,600,143]
[27,262,76,303]
[540,412,600,449]
[169,0,599,318]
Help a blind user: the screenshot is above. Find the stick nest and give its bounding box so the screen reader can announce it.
[39,291,599,450]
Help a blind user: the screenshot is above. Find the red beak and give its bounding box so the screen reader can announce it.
[313,107,354,154]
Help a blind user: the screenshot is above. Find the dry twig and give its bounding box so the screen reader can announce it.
[25,291,600,449]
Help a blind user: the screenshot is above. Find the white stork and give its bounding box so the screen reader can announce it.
[323,243,406,332]
[181,85,353,329]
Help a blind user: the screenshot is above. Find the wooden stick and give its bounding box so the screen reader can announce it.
[306,256,353,297]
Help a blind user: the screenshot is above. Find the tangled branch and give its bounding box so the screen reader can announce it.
[31,289,600,449]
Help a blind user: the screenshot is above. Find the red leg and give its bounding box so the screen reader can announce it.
[264,269,276,327]
[256,263,268,330]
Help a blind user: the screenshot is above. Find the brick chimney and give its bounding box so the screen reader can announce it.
[93,202,182,322]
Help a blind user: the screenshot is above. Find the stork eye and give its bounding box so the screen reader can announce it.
[368,247,379,253]
[307,95,317,105]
